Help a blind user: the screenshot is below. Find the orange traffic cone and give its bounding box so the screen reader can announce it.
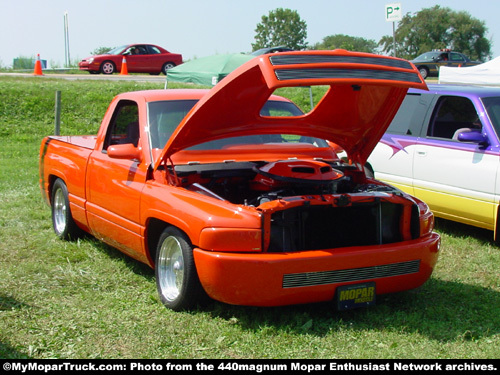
[33,54,43,76]
[120,56,128,75]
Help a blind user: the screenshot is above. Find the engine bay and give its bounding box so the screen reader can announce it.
[174,159,398,206]
[166,159,421,252]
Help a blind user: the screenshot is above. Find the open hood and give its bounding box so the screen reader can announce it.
[154,50,427,171]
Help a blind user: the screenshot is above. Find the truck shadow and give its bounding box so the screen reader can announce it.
[205,277,500,342]
[87,222,499,343]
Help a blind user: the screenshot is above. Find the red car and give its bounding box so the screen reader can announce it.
[78,44,183,75]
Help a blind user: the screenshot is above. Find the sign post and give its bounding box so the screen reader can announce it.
[385,3,402,57]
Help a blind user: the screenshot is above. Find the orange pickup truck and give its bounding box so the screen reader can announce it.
[39,50,440,312]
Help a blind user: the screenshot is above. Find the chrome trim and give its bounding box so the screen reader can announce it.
[282,260,420,288]
[274,69,422,83]
[269,54,413,70]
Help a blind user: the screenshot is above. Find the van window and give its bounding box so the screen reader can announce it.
[387,93,427,136]
[481,96,500,137]
[426,96,481,140]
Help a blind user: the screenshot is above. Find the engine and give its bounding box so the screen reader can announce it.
[174,159,418,251]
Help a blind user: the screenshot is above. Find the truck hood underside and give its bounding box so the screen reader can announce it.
[154,50,427,171]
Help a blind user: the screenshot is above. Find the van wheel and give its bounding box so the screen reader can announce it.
[51,178,81,240]
[155,227,207,311]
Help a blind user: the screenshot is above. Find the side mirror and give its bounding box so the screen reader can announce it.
[457,131,489,147]
[107,143,142,161]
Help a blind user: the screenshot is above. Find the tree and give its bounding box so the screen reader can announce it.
[379,6,492,61]
[252,8,308,51]
[90,47,113,55]
[312,34,378,53]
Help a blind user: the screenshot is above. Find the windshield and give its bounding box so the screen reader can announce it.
[481,97,500,136]
[106,45,128,55]
[147,99,328,151]
[148,100,198,149]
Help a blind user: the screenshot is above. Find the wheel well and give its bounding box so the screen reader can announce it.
[146,219,168,265]
[47,175,62,204]
[146,219,192,265]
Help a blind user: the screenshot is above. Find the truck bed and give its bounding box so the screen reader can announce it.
[48,135,98,149]
[40,136,96,215]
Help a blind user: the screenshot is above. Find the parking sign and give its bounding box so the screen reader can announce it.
[386,3,402,22]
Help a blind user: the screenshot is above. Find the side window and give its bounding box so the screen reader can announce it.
[450,53,465,62]
[387,93,428,136]
[148,46,161,54]
[103,100,139,150]
[426,96,481,140]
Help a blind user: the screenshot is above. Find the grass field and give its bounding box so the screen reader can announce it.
[0,75,499,359]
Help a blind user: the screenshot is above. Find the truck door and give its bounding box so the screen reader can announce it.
[413,95,498,230]
[86,99,148,260]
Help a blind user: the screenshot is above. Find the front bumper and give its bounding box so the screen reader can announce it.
[78,62,99,72]
[193,232,440,306]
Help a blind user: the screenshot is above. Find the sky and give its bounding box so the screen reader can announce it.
[1,0,499,68]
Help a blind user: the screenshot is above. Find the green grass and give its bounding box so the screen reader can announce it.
[0,76,499,359]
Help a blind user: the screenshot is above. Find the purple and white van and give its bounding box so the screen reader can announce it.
[368,84,500,241]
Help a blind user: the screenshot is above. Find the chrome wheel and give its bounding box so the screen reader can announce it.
[157,235,185,302]
[53,187,67,235]
[51,178,81,240]
[154,227,208,311]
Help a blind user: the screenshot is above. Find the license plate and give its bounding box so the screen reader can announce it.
[336,282,376,310]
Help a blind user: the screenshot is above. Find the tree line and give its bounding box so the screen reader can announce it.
[253,6,492,62]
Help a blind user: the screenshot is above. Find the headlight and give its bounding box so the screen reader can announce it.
[199,227,261,252]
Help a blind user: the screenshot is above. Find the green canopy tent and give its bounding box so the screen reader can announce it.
[165,53,254,87]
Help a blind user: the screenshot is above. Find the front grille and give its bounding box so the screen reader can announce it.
[282,260,420,288]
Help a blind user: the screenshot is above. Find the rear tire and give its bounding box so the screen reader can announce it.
[155,227,207,311]
[51,178,81,240]
[162,62,176,75]
[418,66,429,79]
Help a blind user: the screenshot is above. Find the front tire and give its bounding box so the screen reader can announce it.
[100,61,115,74]
[155,227,207,311]
[51,178,81,240]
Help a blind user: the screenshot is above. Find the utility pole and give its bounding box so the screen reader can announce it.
[64,12,71,67]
